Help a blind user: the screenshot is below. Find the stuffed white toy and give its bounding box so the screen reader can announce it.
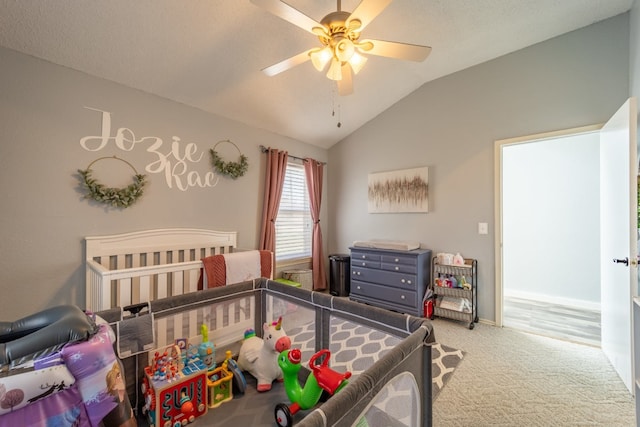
[237,317,291,392]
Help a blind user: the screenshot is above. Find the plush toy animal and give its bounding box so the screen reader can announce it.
[237,317,291,392]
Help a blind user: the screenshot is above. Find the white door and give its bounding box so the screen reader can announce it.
[600,97,638,393]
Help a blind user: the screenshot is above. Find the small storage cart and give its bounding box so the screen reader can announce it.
[430,257,478,329]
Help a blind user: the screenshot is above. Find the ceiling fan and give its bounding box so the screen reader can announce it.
[251,0,432,95]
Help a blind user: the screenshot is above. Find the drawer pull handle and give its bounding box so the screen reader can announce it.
[401,279,405,283]
[401,295,405,300]
[407,280,412,284]
[361,255,366,259]
[395,258,399,262]
[394,266,399,271]
[357,285,361,290]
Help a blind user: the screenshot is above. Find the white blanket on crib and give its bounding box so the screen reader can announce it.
[224,251,262,284]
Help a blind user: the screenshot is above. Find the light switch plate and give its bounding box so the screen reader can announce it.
[478,222,488,235]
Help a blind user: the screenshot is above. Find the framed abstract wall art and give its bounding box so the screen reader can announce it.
[368,167,429,213]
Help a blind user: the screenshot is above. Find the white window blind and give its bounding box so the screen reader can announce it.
[275,162,312,261]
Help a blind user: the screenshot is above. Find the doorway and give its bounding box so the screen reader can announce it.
[495,126,602,345]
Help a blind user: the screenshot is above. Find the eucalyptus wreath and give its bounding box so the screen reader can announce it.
[77,156,147,208]
[210,140,248,179]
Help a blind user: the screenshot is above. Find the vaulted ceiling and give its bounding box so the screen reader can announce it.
[0,0,633,148]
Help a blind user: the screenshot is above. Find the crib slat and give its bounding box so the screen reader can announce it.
[173,313,183,342]
[157,273,168,300]
[157,252,168,299]
[117,277,132,308]
[139,275,151,304]
[114,255,127,307]
[172,269,184,297]
[143,252,154,301]
[188,309,198,341]
[131,252,141,304]
[186,269,199,294]
[156,318,168,348]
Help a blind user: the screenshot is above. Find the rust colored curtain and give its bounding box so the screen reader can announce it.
[303,158,327,291]
[259,148,288,256]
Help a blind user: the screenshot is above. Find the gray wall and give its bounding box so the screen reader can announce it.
[327,13,631,323]
[0,46,328,320]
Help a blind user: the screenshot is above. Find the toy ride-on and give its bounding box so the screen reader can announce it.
[275,348,351,427]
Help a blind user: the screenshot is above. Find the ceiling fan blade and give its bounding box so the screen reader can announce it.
[360,39,432,62]
[251,0,323,35]
[338,64,353,96]
[261,49,313,76]
[347,0,393,32]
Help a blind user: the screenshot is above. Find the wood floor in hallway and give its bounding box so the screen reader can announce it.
[503,296,600,347]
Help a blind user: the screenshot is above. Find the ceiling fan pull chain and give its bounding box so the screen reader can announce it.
[331,83,342,128]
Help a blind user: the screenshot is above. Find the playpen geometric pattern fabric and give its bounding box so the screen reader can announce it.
[287,316,461,397]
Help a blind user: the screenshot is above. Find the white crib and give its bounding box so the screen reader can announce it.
[85,228,274,348]
[85,228,238,311]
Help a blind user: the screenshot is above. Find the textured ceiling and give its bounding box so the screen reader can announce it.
[0,0,633,148]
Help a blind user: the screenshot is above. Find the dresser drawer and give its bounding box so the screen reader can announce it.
[351,266,418,290]
[351,280,418,310]
[351,251,381,263]
[381,262,417,274]
[381,254,417,266]
[351,258,381,269]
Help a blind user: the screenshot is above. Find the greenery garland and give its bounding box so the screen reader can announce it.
[77,156,147,208]
[210,140,248,179]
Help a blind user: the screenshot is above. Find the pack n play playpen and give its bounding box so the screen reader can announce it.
[85,228,435,426]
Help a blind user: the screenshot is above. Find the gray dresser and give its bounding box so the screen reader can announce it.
[349,247,432,317]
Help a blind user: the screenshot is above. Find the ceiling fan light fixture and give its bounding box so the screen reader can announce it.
[348,51,367,74]
[334,38,355,62]
[326,58,343,81]
[250,0,432,95]
[309,46,332,71]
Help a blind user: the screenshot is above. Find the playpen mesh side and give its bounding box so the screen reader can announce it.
[268,293,402,378]
[352,372,421,427]
[299,328,431,427]
[261,280,433,427]
[96,282,257,409]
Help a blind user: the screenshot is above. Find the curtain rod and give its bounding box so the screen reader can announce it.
[259,145,326,165]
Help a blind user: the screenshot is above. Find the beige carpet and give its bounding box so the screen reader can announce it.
[431,318,635,426]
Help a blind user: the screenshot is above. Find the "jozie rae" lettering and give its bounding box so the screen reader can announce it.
[80,107,218,191]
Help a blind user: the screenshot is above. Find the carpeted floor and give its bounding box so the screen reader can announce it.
[431,318,635,426]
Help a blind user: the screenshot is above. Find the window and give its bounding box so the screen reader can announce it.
[275,162,312,261]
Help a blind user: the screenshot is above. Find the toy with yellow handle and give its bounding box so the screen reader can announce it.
[198,324,216,371]
[224,350,247,394]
